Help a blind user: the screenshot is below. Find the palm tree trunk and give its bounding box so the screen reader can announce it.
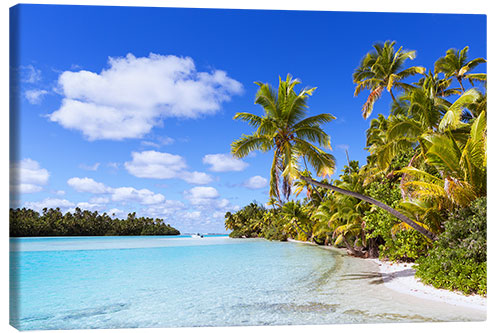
[342,236,367,258]
[299,175,437,241]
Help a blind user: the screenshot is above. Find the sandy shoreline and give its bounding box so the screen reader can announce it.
[287,238,486,312]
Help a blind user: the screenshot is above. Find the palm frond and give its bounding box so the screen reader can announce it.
[254,82,279,117]
[293,113,336,128]
[233,112,264,128]
[362,86,384,119]
[439,88,480,131]
[231,134,273,158]
[294,138,336,177]
[294,126,332,149]
[397,66,426,79]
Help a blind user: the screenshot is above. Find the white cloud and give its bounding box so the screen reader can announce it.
[21,65,42,83]
[243,175,267,189]
[141,136,175,148]
[107,162,120,170]
[212,211,226,219]
[49,53,243,140]
[157,136,175,145]
[183,187,233,212]
[180,171,214,185]
[107,208,127,219]
[125,150,186,178]
[79,162,100,171]
[67,177,111,194]
[111,187,165,205]
[16,184,43,193]
[89,196,110,204]
[336,144,350,151]
[10,158,50,194]
[202,153,248,172]
[25,198,75,212]
[24,197,107,214]
[54,190,66,196]
[66,176,181,209]
[216,198,230,209]
[25,89,49,104]
[125,150,213,185]
[140,141,161,148]
[142,200,186,218]
[184,186,219,206]
[76,201,105,211]
[182,211,202,220]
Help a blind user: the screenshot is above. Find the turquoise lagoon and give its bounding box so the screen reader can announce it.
[10,236,485,330]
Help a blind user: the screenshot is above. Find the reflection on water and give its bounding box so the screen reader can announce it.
[10,236,485,330]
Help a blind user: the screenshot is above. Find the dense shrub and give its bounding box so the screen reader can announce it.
[261,224,288,241]
[415,197,487,296]
[364,181,430,261]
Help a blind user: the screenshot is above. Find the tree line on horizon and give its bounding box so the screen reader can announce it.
[225,41,487,296]
[10,207,180,237]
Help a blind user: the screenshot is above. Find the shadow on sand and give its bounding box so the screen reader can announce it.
[340,268,415,285]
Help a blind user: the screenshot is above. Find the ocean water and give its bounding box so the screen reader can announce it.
[10,236,485,330]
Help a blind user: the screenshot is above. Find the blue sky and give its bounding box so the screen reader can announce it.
[10,4,486,233]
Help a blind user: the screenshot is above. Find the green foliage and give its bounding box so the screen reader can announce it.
[231,74,336,203]
[378,228,431,261]
[224,202,267,238]
[353,40,425,119]
[10,207,180,237]
[261,222,288,241]
[364,180,430,261]
[415,197,487,295]
[227,44,487,295]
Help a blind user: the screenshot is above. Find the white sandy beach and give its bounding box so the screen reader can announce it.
[287,238,486,312]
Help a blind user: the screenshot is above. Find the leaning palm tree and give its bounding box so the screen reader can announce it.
[231,75,437,241]
[434,46,486,93]
[353,41,426,119]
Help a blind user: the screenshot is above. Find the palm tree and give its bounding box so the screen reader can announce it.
[281,200,314,241]
[329,162,371,255]
[399,110,486,210]
[365,71,484,202]
[232,75,437,241]
[353,41,426,119]
[231,74,336,203]
[434,46,486,93]
[416,70,462,99]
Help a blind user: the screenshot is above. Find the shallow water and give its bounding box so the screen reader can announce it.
[9,236,485,330]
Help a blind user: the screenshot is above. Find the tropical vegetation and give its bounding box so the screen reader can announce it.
[10,207,180,237]
[226,42,487,296]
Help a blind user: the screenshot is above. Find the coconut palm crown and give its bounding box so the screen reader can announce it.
[353,41,426,119]
[231,74,336,203]
[434,46,486,93]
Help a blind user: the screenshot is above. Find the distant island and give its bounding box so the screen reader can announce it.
[10,207,180,237]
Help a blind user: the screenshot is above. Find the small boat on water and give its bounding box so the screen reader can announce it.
[191,233,204,238]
